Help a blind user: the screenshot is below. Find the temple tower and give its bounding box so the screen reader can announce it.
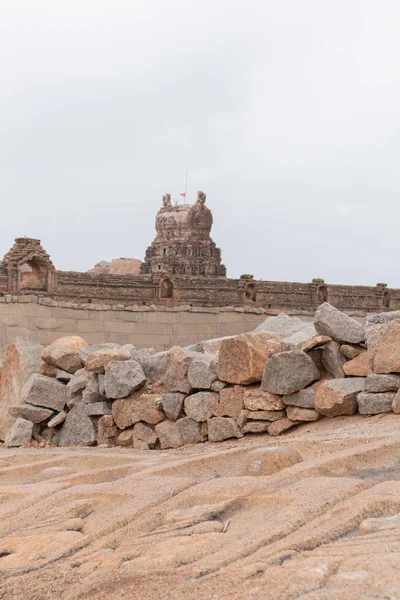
[140,191,227,277]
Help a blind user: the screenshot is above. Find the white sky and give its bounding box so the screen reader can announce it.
[1,0,400,285]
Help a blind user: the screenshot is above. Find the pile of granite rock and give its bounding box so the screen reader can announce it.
[2,302,400,449]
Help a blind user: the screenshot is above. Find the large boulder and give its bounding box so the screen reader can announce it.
[357,392,395,415]
[103,360,146,399]
[131,393,165,426]
[217,335,280,385]
[314,303,365,344]
[187,355,218,390]
[184,392,219,422]
[59,404,96,446]
[155,420,184,449]
[85,348,131,374]
[176,417,206,444]
[262,350,319,395]
[315,378,365,417]
[370,321,400,374]
[5,418,33,447]
[140,351,169,382]
[365,311,400,351]
[0,338,43,441]
[41,336,87,373]
[77,343,121,365]
[21,373,67,411]
[160,393,186,421]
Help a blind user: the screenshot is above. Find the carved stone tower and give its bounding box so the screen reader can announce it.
[140,191,227,276]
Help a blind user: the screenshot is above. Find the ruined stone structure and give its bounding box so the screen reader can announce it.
[0,193,399,312]
[141,191,226,277]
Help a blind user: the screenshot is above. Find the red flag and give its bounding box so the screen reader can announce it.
[180,193,186,197]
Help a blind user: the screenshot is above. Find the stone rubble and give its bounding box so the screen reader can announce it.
[3,302,400,448]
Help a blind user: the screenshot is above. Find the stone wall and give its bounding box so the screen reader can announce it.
[0,295,293,356]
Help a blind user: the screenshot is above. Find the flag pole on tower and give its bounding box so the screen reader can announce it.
[180,170,188,202]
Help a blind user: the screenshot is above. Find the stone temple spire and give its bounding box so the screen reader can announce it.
[140,191,227,277]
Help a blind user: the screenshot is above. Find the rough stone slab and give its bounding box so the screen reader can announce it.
[241,421,270,434]
[184,391,219,422]
[213,386,244,418]
[78,343,121,364]
[163,346,198,393]
[22,373,67,411]
[160,393,186,421]
[283,389,316,409]
[86,348,131,374]
[176,417,206,444]
[246,410,285,421]
[254,314,314,338]
[340,345,365,360]
[97,415,117,446]
[140,351,169,383]
[155,420,184,449]
[262,350,320,395]
[187,354,218,389]
[207,417,242,442]
[66,369,90,397]
[82,374,103,403]
[314,303,365,344]
[104,359,147,399]
[301,335,332,353]
[59,404,96,446]
[47,410,67,428]
[322,341,345,378]
[315,378,365,417]
[217,335,281,385]
[357,392,395,415]
[243,386,284,411]
[131,394,165,426]
[267,418,299,436]
[364,374,400,393]
[116,427,135,446]
[84,401,112,416]
[112,394,139,429]
[5,418,33,447]
[41,336,87,373]
[286,406,321,421]
[8,403,54,424]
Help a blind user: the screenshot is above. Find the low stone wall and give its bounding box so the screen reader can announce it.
[0,295,328,357]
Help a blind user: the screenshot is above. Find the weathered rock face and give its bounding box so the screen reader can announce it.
[262,350,320,395]
[357,392,395,415]
[286,406,320,421]
[370,322,400,374]
[254,313,314,338]
[343,351,373,377]
[85,348,131,374]
[184,392,219,422]
[176,417,205,444]
[133,422,158,448]
[187,355,218,390]
[315,378,365,417]
[104,360,146,399]
[5,418,33,447]
[41,336,87,373]
[314,303,365,344]
[217,335,280,385]
[131,394,165,426]
[207,417,242,442]
[0,338,43,441]
[365,311,400,350]
[97,415,117,446]
[267,418,298,436]
[340,345,365,359]
[21,373,67,411]
[301,335,332,353]
[77,343,122,365]
[66,369,90,397]
[155,420,184,449]
[59,404,97,446]
[364,374,400,393]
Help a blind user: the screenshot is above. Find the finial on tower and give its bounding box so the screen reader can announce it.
[162,193,172,208]
[196,190,206,205]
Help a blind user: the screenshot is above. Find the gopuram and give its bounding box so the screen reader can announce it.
[0,191,398,312]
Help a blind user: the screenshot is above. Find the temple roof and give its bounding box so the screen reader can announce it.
[2,238,55,270]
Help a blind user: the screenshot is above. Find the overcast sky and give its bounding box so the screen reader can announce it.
[1,1,400,286]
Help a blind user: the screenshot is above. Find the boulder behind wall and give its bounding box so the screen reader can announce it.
[0,338,43,441]
[314,303,365,344]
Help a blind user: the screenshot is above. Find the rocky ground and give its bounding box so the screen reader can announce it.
[1,413,400,599]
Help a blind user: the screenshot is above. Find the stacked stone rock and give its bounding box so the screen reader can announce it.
[4,303,400,448]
